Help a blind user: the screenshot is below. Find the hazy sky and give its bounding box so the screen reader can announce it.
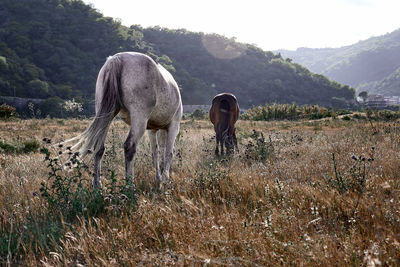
[83,0,399,51]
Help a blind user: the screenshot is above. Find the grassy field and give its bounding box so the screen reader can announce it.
[0,117,399,265]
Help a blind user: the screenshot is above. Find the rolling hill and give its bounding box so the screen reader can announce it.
[0,0,356,117]
[278,29,400,96]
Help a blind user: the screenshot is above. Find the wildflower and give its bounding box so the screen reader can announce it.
[264,184,269,196]
[348,218,356,224]
[311,206,319,216]
[303,233,312,242]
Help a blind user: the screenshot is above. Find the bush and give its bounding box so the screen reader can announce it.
[39,147,138,221]
[341,115,351,121]
[328,151,374,195]
[23,139,40,153]
[190,108,208,120]
[0,140,18,153]
[0,138,40,154]
[0,103,17,119]
[243,103,340,121]
[243,129,274,162]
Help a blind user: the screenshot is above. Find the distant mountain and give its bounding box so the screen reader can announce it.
[0,0,356,117]
[363,67,400,96]
[278,29,400,96]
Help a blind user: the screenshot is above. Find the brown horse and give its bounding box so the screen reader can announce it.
[209,93,239,155]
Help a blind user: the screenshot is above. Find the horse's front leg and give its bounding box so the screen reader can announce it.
[161,122,180,183]
[148,130,162,186]
[215,137,220,155]
[124,119,146,185]
[233,134,239,153]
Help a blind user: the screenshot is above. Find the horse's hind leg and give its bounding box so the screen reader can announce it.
[220,135,224,155]
[148,129,162,185]
[93,144,105,189]
[215,133,220,155]
[124,119,147,184]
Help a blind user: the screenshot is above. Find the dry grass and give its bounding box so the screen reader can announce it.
[1,117,399,266]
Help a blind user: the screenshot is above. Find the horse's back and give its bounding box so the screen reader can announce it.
[210,93,239,125]
[108,52,181,128]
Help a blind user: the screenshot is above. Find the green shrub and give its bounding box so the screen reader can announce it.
[327,152,374,195]
[22,138,40,153]
[190,108,208,120]
[243,129,274,162]
[39,147,138,221]
[0,103,17,119]
[0,140,18,153]
[243,103,342,121]
[342,115,351,121]
[0,138,39,154]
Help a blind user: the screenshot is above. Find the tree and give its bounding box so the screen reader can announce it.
[358,91,368,102]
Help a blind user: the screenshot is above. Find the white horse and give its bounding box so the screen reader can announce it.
[66,52,182,188]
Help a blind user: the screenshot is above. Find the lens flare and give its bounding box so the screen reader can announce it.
[201,34,246,60]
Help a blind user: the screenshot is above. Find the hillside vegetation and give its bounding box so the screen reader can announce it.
[278,29,400,95]
[135,26,355,107]
[0,0,173,115]
[0,0,355,118]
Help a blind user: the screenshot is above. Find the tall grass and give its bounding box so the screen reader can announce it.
[0,118,399,265]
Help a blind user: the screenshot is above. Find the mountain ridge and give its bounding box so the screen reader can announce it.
[277,28,400,96]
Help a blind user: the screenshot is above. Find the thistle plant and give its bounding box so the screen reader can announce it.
[38,142,137,222]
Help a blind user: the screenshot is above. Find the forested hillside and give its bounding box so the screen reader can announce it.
[0,0,356,117]
[0,0,171,116]
[136,26,355,107]
[278,29,400,95]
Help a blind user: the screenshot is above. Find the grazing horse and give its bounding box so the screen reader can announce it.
[67,52,182,188]
[209,93,239,155]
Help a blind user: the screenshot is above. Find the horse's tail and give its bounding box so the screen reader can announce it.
[220,100,231,142]
[66,55,123,158]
